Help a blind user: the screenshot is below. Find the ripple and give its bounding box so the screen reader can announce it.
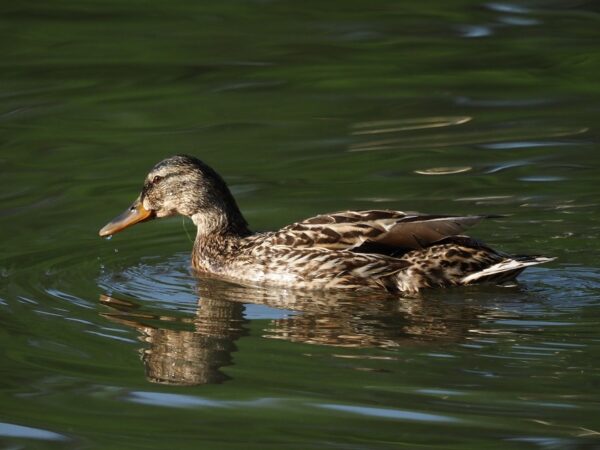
[128,391,281,408]
[354,197,398,203]
[458,25,494,38]
[349,122,587,152]
[418,388,465,397]
[499,16,541,26]
[414,166,472,175]
[519,176,566,182]
[212,80,286,93]
[0,421,69,441]
[455,96,554,107]
[454,195,514,204]
[485,2,530,14]
[97,253,294,319]
[481,140,581,150]
[507,436,573,448]
[129,391,226,408]
[485,160,531,174]
[315,403,460,423]
[351,116,471,135]
[97,253,198,311]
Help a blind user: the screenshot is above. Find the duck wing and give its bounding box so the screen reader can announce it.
[270,210,491,254]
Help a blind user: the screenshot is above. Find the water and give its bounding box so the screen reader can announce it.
[2,0,600,448]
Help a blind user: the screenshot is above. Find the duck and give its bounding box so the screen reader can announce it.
[99,154,554,294]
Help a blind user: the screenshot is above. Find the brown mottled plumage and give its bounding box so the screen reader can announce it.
[99,155,554,294]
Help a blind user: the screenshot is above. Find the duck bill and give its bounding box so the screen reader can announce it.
[99,197,154,237]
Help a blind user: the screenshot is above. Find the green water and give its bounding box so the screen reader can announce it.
[2,0,600,448]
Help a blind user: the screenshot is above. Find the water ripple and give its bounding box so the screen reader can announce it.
[0,422,69,441]
[315,403,460,423]
[458,25,494,38]
[485,3,530,14]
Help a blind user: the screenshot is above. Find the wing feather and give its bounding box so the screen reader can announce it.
[269,210,490,254]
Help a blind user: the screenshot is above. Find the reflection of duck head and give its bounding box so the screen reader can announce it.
[100,278,494,385]
[101,294,247,385]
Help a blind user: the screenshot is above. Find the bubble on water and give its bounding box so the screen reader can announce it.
[104,235,113,240]
[114,249,119,253]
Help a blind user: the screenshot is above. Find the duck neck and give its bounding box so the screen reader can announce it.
[191,207,251,241]
[191,208,250,273]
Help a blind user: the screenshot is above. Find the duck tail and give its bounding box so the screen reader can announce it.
[460,255,556,285]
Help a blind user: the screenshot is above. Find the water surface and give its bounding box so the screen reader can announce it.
[1,1,600,448]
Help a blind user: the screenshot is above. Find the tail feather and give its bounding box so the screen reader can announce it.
[460,256,555,285]
[395,238,555,293]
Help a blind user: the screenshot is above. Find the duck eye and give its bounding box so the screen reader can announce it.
[152,175,164,184]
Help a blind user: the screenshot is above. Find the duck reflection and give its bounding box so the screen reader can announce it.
[101,293,247,385]
[100,279,484,386]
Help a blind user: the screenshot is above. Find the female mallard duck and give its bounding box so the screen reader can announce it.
[99,155,553,294]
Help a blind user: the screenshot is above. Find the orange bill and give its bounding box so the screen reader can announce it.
[99,197,154,237]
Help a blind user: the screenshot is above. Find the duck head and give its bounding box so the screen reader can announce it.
[99,155,248,238]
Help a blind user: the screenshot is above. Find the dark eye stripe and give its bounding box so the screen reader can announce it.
[144,171,183,196]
